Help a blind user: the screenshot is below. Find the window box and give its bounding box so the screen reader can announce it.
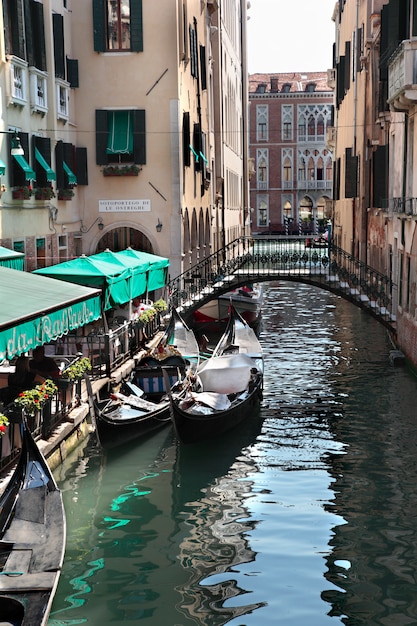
[58,188,74,200]
[35,186,55,200]
[102,164,141,177]
[12,186,32,200]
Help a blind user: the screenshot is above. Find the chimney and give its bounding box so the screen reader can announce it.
[270,77,279,93]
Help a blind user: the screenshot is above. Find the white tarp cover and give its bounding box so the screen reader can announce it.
[197,353,255,394]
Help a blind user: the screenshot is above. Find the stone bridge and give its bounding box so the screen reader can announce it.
[167,236,396,335]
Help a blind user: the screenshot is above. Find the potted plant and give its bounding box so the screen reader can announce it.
[58,188,75,200]
[12,185,32,200]
[0,413,9,437]
[62,357,92,382]
[34,186,56,200]
[138,308,156,325]
[102,164,141,177]
[14,379,58,416]
[153,298,168,313]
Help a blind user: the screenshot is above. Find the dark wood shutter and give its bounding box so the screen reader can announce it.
[130,0,143,52]
[9,133,30,187]
[92,0,106,52]
[356,26,363,73]
[55,140,65,189]
[413,0,417,36]
[193,123,202,171]
[31,0,47,71]
[336,56,345,108]
[133,110,146,164]
[53,13,65,79]
[33,136,52,187]
[67,58,79,88]
[189,25,198,78]
[345,148,358,198]
[344,40,351,91]
[200,45,207,90]
[76,148,88,185]
[96,110,109,165]
[333,159,340,201]
[183,112,191,167]
[6,0,26,58]
[24,0,34,66]
[63,143,75,187]
[373,145,388,209]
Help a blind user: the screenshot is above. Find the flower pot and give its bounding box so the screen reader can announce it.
[13,190,31,200]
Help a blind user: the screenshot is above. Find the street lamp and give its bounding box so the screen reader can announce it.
[10,133,24,156]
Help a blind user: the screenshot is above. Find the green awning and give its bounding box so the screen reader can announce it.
[0,246,24,271]
[106,111,133,155]
[0,267,102,360]
[35,147,56,181]
[63,160,77,184]
[13,154,35,181]
[34,255,131,310]
[0,159,6,175]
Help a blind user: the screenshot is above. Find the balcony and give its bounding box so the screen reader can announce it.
[388,40,417,109]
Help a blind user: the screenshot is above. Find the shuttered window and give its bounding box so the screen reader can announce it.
[93,0,143,52]
[53,13,65,79]
[95,109,146,165]
[345,148,358,199]
[67,58,79,88]
[55,141,77,189]
[33,137,55,185]
[183,112,191,168]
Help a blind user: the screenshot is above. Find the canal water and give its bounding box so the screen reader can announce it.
[49,282,417,626]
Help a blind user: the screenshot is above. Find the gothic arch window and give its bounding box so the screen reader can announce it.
[282,105,293,141]
[257,148,268,189]
[308,114,315,139]
[298,114,306,141]
[257,196,268,227]
[317,114,325,138]
[256,104,268,141]
[317,156,324,181]
[282,148,293,188]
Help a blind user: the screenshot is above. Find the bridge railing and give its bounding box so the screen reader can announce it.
[167,236,395,326]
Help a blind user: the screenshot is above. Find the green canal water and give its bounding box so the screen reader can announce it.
[49,282,417,625]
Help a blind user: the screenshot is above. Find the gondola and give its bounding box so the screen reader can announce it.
[88,308,200,450]
[0,422,66,626]
[166,304,264,444]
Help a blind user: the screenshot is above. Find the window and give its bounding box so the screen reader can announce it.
[257,149,268,190]
[36,238,46,269]
[33,136,56,186]
[56,80,69,121]
[282,105,293,141]
[58,235,68,263]
[29,69,47,114]
[257,198,268,227]
[55,141,77,190]
[96,109,146,165]
[8,58,27,106]
[256,105,268,141]
[93,0,143,52]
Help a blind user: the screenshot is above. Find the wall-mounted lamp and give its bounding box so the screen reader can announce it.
[98,218,104,230]
[10,132,24,156]
[156,218,163,232]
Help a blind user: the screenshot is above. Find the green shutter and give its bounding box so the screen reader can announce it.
[130,0,143,52]
[76,147,88,185]
[35,147,56,181]
[96,110,109,165]
[133,110,146,165]
[67,58,79,88]
[93,0,106,52]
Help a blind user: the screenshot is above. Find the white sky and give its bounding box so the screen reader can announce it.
[247,0,336,74]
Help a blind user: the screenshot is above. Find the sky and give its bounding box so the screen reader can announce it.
[247,0,336,74]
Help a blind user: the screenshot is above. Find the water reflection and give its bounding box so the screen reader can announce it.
[50,282,417,625]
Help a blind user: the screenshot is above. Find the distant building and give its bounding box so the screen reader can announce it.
[249,72,333,235]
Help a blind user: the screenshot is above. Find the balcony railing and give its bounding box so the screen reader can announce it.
[388,39,417,107]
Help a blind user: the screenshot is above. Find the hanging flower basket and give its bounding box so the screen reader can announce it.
[102,164,141,177]
[58,188,75,200]
[35,186,55,200]
[12,186,32,200]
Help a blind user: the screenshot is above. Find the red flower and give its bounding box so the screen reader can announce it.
[0,425,6,433]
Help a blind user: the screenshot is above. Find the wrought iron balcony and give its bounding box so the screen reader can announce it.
[388,40,417,109]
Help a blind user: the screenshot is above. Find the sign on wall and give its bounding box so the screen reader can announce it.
[99,199,151,212]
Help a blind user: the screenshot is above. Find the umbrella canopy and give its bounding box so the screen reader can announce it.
[0,246,24,271]
[93,249,149,300]
[33,255,132,310]
[117,248,169,291]
[0,266,101,360]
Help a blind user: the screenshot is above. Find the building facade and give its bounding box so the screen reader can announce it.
[249,72,333,235]
[332,0,417,367]
[0,0,249,281]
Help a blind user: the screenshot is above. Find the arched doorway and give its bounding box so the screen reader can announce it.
[96,227,154,253]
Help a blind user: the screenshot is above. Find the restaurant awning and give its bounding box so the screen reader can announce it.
[33,255,131,310]
[0,246,24,271]
[117,248,169,291]
[0,267,102,360]
[34,249,169,308]
[94,249,149,300]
